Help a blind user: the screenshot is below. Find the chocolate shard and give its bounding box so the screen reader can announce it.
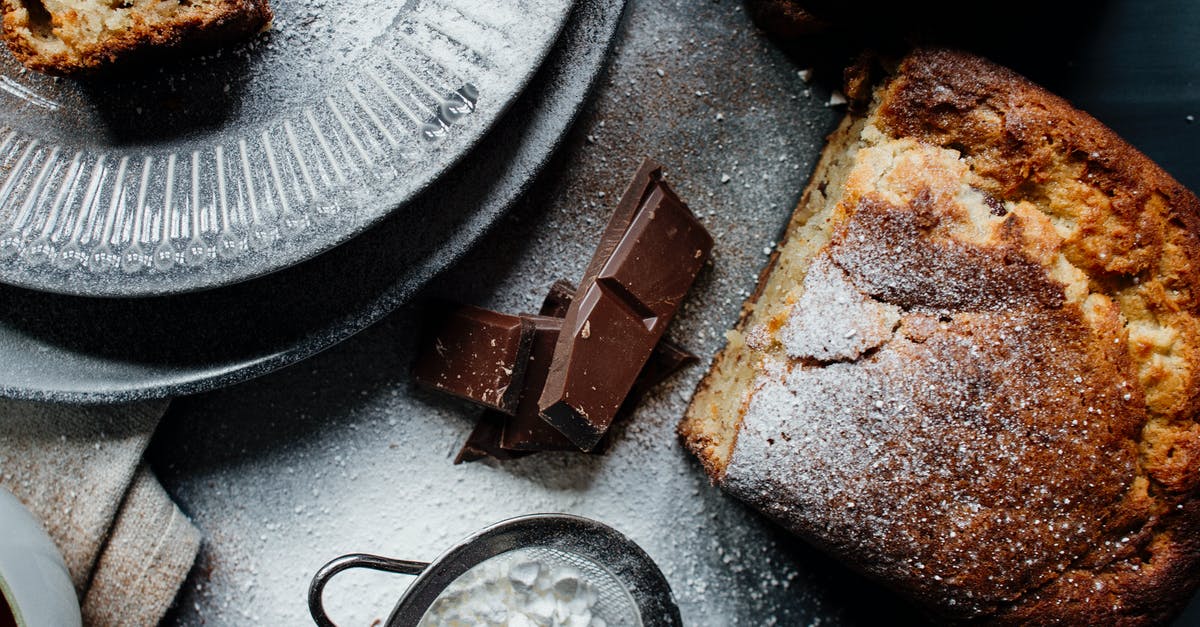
[413,304,534,414]
[455,411,534,464]
[465,282,701,460]
[484,284,702,456]
[591,340,699,454]
[575,159,666,297]
[500,325,700,453]
[537,160,714,450]
[539,279,577,318]
[541,278,699,422]
[500,315,582,452]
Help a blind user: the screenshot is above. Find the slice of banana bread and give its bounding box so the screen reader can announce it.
[680,48,1200,624]
[1,0,270,74]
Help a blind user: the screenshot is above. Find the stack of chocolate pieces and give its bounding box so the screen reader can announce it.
[413,159,714,462]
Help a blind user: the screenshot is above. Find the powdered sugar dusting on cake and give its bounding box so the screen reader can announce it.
[721,165,1146,617]
[828,197,1065,314]
[727,305,1142,617]
[776,257,900,361]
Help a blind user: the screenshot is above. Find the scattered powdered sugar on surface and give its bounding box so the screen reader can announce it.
[150,1,863,625]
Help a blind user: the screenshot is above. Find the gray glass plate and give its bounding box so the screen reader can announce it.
[0,0,627,403]
[0,0,574,296]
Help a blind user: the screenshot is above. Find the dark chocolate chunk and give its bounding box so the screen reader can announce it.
[575,159,666,298]
[473,283,702,456]
[413,304,534,414]
[467,338,698,460]
[541,278,698,421]
[978,188,1007,216]
[985,196,1007,216]
[455,411,533,464]
[500,315,581,452]
[539,279,577,318]
[501,332,699,453]
[538,160,713,450]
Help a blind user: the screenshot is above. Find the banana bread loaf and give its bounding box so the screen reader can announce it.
[680,48,1200,624]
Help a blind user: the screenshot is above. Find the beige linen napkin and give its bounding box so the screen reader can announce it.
[0,399,200,626]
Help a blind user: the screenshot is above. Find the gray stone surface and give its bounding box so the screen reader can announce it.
[151,1,870,623]
[150,0,1200,625]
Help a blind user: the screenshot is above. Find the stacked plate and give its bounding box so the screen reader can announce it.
[0,0,627,401]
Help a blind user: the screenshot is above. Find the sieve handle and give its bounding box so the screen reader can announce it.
[308,553,429,627]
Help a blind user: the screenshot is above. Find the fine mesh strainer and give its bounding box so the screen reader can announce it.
[308,514,682,626]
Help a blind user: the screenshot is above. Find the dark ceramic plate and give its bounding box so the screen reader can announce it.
[0,0,576,296]
[0,0,628,403]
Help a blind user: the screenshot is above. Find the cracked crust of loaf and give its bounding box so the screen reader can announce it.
[1,0,270,75]
[679,48,1200,624]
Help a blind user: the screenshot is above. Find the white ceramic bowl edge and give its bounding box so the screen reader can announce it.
[0,487,81,627]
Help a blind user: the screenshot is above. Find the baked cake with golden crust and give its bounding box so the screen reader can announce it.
[680,48,1200,624]
[1,0,270,74]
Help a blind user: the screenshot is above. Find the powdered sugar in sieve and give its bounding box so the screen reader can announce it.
[417,546,638,626]
[309,514,679,627]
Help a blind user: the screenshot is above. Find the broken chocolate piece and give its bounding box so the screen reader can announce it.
[538,161,713,450]
[413,304,534,414]
[576,160,666,298]
[501,328,700,452]
[455,412,533,464]
[464,284,701,459]
[500,315,581,452]
[539,279,577,318]
[541,278,699,422]
[466,338,699,460]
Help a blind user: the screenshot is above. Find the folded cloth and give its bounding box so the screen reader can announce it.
[0,399,200,626]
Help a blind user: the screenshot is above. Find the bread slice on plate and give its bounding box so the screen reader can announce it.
[680,48,1200,624]
[1,0,271,75]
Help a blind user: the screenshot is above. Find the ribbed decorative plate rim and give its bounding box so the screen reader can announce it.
[0,0,575,297]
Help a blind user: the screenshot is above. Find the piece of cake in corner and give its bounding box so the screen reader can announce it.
[1,0,271,75]
[680,47,1200,624]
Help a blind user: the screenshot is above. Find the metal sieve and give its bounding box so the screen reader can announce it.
[309,514,682,626]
